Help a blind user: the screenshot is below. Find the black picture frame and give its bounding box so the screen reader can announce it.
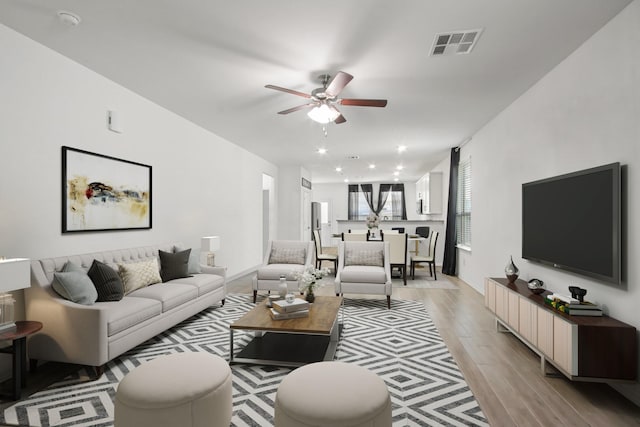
[61,146,152,233]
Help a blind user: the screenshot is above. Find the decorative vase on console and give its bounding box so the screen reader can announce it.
[306,290,315,303]
[505,256,519,283]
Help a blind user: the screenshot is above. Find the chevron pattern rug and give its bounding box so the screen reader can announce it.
[1,295,488,427]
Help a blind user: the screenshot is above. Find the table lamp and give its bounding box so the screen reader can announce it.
[0,258,31,332]
[201,236,220,267]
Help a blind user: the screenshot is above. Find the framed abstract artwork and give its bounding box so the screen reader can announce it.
[62,146,152,233]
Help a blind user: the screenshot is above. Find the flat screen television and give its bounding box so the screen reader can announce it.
[522,162,621,284]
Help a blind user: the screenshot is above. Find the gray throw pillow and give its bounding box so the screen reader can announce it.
[159,249,191,282]
[88,260,124,302]
[52,261,98,305]
[345,249,384,267]
[269,247,306,265]
[174,245,201,274]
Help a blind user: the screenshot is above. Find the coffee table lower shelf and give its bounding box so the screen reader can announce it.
[230,325,343,368]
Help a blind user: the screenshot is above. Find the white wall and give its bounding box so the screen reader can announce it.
[456,1,640,402]
[277,166,311,240]
[0,23,277,308]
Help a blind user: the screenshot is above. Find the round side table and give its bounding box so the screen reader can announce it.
[0,320,43,401]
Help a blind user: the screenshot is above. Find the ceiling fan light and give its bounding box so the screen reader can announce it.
[307,104,340,124]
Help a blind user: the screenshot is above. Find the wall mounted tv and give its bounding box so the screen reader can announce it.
[522,162,621,284]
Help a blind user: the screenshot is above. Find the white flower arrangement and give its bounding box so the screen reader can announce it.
[366,212,379,229]
[295,265,330,294]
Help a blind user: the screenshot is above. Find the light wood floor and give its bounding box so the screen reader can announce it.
[240,268,640,427]
[2,269,639,426]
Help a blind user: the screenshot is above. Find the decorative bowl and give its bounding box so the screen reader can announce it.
[527,279,545,294]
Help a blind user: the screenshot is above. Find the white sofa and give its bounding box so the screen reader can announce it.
[25,243,226,377]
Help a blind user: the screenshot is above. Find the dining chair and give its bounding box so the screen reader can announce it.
[382,231,408,286]
[410,231,439,280]
[415,226,430,238]
[342,231,369,241]
[313,229,338,273]
[391,227,405,233]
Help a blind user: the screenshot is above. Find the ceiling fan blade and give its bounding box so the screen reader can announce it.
[325,71,354,98]
[277,103,315,115]
[265,84,311,99]
[339,98,388,107]
[334,114,347,124]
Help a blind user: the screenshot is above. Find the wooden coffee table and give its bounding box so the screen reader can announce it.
[229,296,343,367]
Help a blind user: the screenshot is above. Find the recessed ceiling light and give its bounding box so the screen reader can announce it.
[335,167,342,172]
[344,178,349,183]
[57,10,81,26]
[317,148,327,154]
[368,164,376,169]
[397,145,407,153]
[393,171,400,176]
[396,165,404,170]
[394,177,399,182]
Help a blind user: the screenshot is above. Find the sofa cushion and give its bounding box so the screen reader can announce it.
[88,260,125,302]
[159,249,191,282]
[269,247,306,265]
[168,274,224,296]
[340,265,387,283]
[52,262,98,305]
[118,259,162,294]
[128,283,198,312]
[345,249,384,267]
[106,297,162,336]
[257,263,305,281]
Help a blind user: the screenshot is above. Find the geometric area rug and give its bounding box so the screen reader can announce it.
[1,295,488,427]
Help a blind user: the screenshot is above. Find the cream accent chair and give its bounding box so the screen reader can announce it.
[382,231,408,286]
[411,231,439,280]
[335,241,392,309]
[252,240,314,303]
[313,230,337,273]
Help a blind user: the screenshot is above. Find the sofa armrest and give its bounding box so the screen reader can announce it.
[200,265,226,279]
[26,296,109,367]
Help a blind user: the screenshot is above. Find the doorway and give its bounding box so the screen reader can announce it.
[262,174,275,257]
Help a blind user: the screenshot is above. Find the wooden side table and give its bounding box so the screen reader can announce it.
[0,320,43,401]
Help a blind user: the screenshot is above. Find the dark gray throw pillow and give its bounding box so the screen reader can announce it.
[88,260,124,302]
[159,249,191,282]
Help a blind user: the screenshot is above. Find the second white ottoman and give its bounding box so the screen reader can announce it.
[274,361,392,427]
[114,352,232,427]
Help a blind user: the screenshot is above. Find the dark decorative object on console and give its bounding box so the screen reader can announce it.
[505,256,519,283]
[568,286,587,302]
[527,278,545,294]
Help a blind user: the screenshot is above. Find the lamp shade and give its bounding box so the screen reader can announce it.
[201,236,221,252]
[0,258,31,293]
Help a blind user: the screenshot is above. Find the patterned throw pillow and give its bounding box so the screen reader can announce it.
[345,249,384,267]
[88,260,125,302]
[269,247,306,265]
[118,258,162,294]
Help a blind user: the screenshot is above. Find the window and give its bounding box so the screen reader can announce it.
[456,156,471,248]
[347,184,407,220]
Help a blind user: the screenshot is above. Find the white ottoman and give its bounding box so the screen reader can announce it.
[275,361,392,427]
[114,352,232,427]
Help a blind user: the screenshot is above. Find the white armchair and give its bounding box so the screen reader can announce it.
[335,241,392,309]
[252,240,314,303]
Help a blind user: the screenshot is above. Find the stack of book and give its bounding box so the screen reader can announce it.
[544,293,603,316]
[270,298,310,320]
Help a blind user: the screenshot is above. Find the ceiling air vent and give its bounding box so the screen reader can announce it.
[430,29,483,56]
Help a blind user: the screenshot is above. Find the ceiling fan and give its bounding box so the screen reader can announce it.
[265,71,387,124]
